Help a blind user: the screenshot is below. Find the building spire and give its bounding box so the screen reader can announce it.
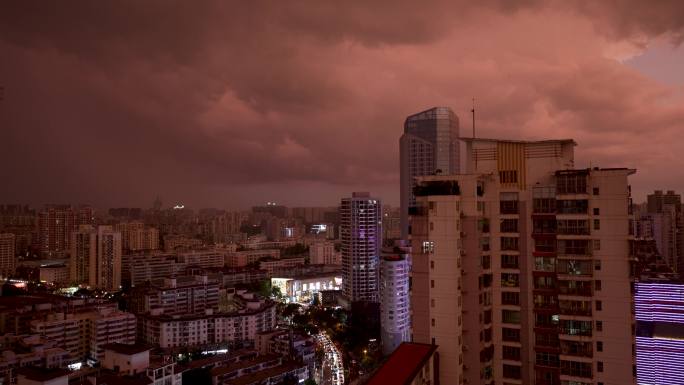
[471,97,476,138]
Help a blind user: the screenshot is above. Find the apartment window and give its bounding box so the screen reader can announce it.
[499,170,518,184]
[597,341,603,352]
[596,320,603,331]
[536,352,560,367]
[501,254,519,269]
[593,208,600,215]
[535,238,556,253]
[481,255,491,269]
[501,273,520,287]
[593,239,601,251]
[595,280,602,291]
[430,260,434,269]
[503,346,521,360]
[594,260,601,271]
[503,364,522,379]
[557,199,588,214]
[560,360,592,378]
[431,280,434,288]
[557,172,588,194]
[501,237,519,251]
[502,292,520,305]
[502,327,520,342]
[593,187,600,195]
[596,301,602,311]
[594,219,601,230]
[597,361,604,372]
[500,192,519,214]
[502,310,521,324]
[501,218,519,233]
[431,299,435,308]
[431,318,435,327]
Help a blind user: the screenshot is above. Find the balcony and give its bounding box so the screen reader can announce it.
[500,201,519,215]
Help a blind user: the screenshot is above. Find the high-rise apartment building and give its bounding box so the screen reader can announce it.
[635,282,684,385]
[70,225,97,287]
[0,233,15,277]
[309,241,340,265]
[0,205,36,254]
[400,107,460,238]
[410,138,636,385]
[340,192,381,303]
[69,225,122,290]
[380,244,411,355]
[114,222,159,251]
[97,226,122,291]
[645,190,683,273]
[39,205,94,256]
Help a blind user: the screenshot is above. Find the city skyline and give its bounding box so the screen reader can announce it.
[2,2,684,208]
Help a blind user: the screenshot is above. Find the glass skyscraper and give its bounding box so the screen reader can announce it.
[400,107,460,238]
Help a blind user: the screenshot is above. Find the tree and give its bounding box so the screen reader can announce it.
[304,379,317,385]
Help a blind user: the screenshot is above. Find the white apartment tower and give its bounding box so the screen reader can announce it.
[410,138,636,385]
[380,244,411,355]
[400,107,460,239]
[340,192,382,303]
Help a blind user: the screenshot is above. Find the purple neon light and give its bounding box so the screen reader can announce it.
[634,283,684,323]
[637,336,684,385]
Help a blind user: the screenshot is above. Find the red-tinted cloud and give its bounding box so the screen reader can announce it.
[0,1,683,208]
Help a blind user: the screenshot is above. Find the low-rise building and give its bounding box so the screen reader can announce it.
[129,274,219,316]
[0,334,69,385]
[139,291,276,350]
[16,367,69,385]
[271,272,342,303]
[38,265,69,286]
[225,250,280,268]
[308,241,340,265]
[29,305,136,364]
[258,257,305,275]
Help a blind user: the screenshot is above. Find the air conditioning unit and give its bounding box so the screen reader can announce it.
[460,250,467,256]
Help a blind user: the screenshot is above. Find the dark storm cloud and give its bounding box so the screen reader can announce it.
[1,1,684,208]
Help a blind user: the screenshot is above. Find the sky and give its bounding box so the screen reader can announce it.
[1,1,684,210]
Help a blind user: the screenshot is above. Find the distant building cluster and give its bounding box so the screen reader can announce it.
[1,105,681,385]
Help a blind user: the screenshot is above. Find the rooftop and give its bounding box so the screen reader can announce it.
[103,343,152,355]
[16,367,70,381]
[224,362,304,385]
[365,343,437,385]
[462,137,576,145]
[210,354,281,377]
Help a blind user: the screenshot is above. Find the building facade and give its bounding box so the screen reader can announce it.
[635,282,684,385]
[0,233,16,277]
[340,192,381,303]
[97,226,122,291]
[380,248,411,356]
[400,107,460,238]
[70,225,97,287]
[410,138,636,385]
[39,205,93,256]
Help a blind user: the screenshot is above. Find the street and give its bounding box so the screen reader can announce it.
[316,332,344,385]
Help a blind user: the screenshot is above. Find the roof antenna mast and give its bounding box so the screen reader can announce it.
[471,97,476,138]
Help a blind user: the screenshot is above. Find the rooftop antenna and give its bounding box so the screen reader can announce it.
[471,97,475,138]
